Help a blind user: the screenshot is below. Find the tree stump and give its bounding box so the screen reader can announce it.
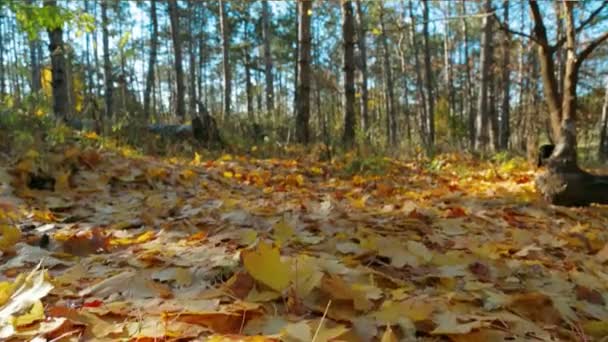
[535,144,608,206]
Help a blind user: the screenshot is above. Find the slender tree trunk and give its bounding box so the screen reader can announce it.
[84,0,93,99]
[293,3,299,125]
[554,2,565,96]
[355,0,369,137]
[342,0,356,148]
[188,0,197,116]
[26,0,41,94]
[92,1,101,99]
[380,3,396,147]
[422,0,434,150]
[410,1,428,147]
[0,15,4,95]
[168,0,186,122]
[219,0,231,120]
[499,0,510,150]
[244,22,254,122]
[461,0,474,149]
[262,0,274,113]
[475,0,492,151]
[44,0,69,120]
[295,0,312,144]
[398,0,411,142]
[596,74,608,161]
[443,1,454,124]
[101,0,112,121]
[144,0,158,120]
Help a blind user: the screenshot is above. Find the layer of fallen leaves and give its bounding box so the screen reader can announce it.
[1,142,608,341]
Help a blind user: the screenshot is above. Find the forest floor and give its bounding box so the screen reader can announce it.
[1,132,608,341]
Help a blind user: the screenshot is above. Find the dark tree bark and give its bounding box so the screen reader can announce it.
[475,0,493,151]
[295,0,312,144]
[219,0,231,120]
[244,20,254,122]
[262,0,274,113]
[44,0,70,120]
[144,0,158,120]
[499,0,510,150]
[422,0,434,150]
[380,3,396,146]
[27,0,41,94]
[188,0,197,117]
[530,1,608,206]
[342,0,356,148]
[461,0,474,149]
[398,0,411,142]
[598,77,608,161]
[168,0,186,122]
[410,0,428,147]
[0,15,4,95]
[84,0,93,98]
[101,0,112,121]
[355,0,369,137]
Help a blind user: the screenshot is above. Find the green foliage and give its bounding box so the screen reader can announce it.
[11,1,94,41]
[343,155,388,176]
[0,110,54,156]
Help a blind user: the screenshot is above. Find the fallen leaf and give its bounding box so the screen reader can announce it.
[242,242,290,292]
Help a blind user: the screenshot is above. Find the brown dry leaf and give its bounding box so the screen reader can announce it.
[508,292,562,325]
[61,227,110,256]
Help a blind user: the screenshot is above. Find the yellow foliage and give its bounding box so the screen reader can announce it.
[242,242,290,292]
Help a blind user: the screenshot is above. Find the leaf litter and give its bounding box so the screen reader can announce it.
[0,144,607,341]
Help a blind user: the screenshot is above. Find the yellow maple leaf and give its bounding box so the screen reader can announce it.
[0,224,21,251]
[14,300,45,327]
[381,325,398,342]
[54,170,71,192]
[273,218,295,245]
[242,242,290,292]
[0,281,16,306]
[291,254,323,298]
[193,152,202,164]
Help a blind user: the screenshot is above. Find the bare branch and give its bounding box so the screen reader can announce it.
[492,13,540,44]
[554,1,608,51]
[576,31,608,71]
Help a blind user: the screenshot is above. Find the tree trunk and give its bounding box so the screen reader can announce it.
[442,1,455,125]
[422,0,434,150]
[219,0,231,120]
[168,0,186,122]
[295,0,312,144]
[474,0,492,152]
[342,0,356,148]
[355,0,369,137]
[410,0,428,147]
[461,0,474,149]
[84,0,93,99]
[27,0,41,94]
[398,0,411,143]
[44,0,69,120]
[262,0,274,113]
[499,0,510,150]
[101,0,112,121]
[293,2,299,126]
[598,76,608,161]
[144,0,158,120]
[188,0,197,117]
[380,3,396,147]
[244,22,254,122]
[0,15,4,95]
[531,0,608,206]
